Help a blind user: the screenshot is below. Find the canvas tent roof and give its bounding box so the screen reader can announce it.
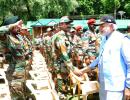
[26,19,130,29]
[30,19,59,27]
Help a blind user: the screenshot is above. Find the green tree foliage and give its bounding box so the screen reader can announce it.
[76,0,103,15]
[0,0,10,24]
[0,0,130,22]
[125,2,130,16]
[101,0,120,14]
[31,0,78,18]
[0,0,33,22]
[0,0,78,22]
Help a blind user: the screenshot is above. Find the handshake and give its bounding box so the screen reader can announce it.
[72,66,91,77]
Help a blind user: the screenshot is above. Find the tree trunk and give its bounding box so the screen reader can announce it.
[24,0,36,20]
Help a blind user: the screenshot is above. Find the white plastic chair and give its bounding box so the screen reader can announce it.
[70,71,99,100]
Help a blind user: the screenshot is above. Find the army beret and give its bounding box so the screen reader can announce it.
[1,16,20,26]
[87,19,96,25]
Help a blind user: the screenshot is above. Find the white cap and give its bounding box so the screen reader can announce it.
[46,27,52,32]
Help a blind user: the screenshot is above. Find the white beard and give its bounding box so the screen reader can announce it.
[102,27,111,36]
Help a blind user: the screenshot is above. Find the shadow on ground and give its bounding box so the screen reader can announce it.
[67,93,99,100]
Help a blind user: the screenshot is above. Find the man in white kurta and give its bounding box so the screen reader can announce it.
[82,15,130,100]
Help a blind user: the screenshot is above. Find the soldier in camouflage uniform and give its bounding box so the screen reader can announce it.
[81,19,101,81]
[0,16,32,99]
[0,21,22,69]
[16,27,33,79]
[1,16,30,79]
[73,26,85,69]
[50,16,82,96]
[43,27,53,67]
[82,19,100,62]
[19,27,33,55]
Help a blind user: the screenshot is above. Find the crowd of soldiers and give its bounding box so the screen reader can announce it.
[35,16,102,98]
[1,15,130,99]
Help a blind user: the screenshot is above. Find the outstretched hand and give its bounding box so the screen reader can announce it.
[80,66,91,74]
[73,67,83,76]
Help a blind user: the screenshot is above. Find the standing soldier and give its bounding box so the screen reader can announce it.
[17,27,33,78]
[71,26,84,69]
[0,16,31,99]
[44,27,53,67]
[83,19,100,62]
[0,20,22,68]
[81,19,100,81]
[51,16,82,97]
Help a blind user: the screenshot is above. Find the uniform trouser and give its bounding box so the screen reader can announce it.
[6,60,26,81]
[54,60,69,92]
[15,60,26,72]
[6,63,15,82]
[99,81,124,100]
[7,60,27,98]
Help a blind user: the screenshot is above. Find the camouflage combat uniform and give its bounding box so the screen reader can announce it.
[44,33,53,67]
[82,30,101,57]
[51,30,74,92]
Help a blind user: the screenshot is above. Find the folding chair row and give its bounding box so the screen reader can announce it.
[26,50,59,100]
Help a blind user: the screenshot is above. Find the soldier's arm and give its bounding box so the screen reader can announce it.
[0,20,23,33]
[60,42,75,71]
[55,37,82,76]
[0,21,21,34]
[56,37,75,71]
[81,56,99,73]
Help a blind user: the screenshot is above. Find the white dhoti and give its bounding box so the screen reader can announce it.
[99,81,123,100]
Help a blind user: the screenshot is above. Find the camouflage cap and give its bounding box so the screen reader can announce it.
[60,16,73,23]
